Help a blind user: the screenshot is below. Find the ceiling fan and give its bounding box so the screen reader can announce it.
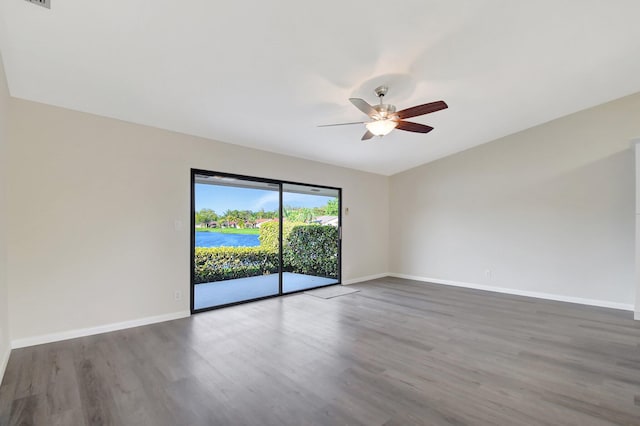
[319,86,448,140]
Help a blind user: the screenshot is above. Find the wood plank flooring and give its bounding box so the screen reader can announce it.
[1,277,640,425]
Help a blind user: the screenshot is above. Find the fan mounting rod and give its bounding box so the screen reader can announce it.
[374,85,388,101]
[372,86,395,117]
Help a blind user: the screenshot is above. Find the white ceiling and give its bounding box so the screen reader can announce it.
[1,1,640,175]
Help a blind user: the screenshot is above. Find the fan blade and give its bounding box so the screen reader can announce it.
[349,98,378,118]
[361,130,375,140]
[317,121,365,127]
[396,101,448,120]
[396,121,434,134]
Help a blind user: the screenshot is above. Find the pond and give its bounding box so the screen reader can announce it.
[195,231,260,247]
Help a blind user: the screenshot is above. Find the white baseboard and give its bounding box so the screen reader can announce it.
[342,273,389,285]
[0,345,10,385]
[389,273,635,312]
[635,311,640,321]
[11,310,191,349]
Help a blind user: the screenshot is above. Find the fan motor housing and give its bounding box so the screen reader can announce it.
[373,103,396,119]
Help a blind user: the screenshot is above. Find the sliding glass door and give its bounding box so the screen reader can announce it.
[192,173,280,310]
[282,184,340,293]
[191,170,341,312]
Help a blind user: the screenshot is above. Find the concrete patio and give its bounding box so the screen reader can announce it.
[194,272,337,310]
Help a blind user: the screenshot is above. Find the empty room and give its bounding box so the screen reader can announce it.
[1,1,640,425]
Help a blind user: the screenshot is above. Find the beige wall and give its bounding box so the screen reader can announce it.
[635,142,640,319]
[5,80,639,347]
[0,56,10,375]
[390,92,640,308]
[7,99,389,341]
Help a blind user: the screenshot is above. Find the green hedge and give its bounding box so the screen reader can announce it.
[194,247,278,284]
[194,223,339,284]
[258,221,304,251]
[283,225,338,278]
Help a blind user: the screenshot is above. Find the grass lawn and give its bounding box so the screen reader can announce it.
[195,227,260,235]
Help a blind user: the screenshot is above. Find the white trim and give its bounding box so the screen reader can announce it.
[342,273,388,285]
[389,273,635,311]
[0,346,10,384]
[11,310,191,349]
[635,311,640,321]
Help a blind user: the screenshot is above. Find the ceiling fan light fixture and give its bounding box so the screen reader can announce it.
[365,119,397,136]
[319,87,447,140]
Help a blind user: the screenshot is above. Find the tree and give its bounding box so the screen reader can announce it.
[325,198,339,216]
[195,208,217,226]
[284,206,314,223]
[255,208,277,220]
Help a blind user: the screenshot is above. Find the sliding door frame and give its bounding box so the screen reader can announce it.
[190,168,342,314]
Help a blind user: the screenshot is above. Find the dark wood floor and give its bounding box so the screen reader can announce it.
[1,277,640,425]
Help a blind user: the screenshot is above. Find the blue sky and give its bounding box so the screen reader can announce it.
[195,184,335,214]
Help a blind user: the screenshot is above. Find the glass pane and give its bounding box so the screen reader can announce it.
[281,184,340,293]
[193,174,280,310]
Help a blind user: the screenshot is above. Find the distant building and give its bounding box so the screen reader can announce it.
[314,216,339,227]
[255,218,276,228]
